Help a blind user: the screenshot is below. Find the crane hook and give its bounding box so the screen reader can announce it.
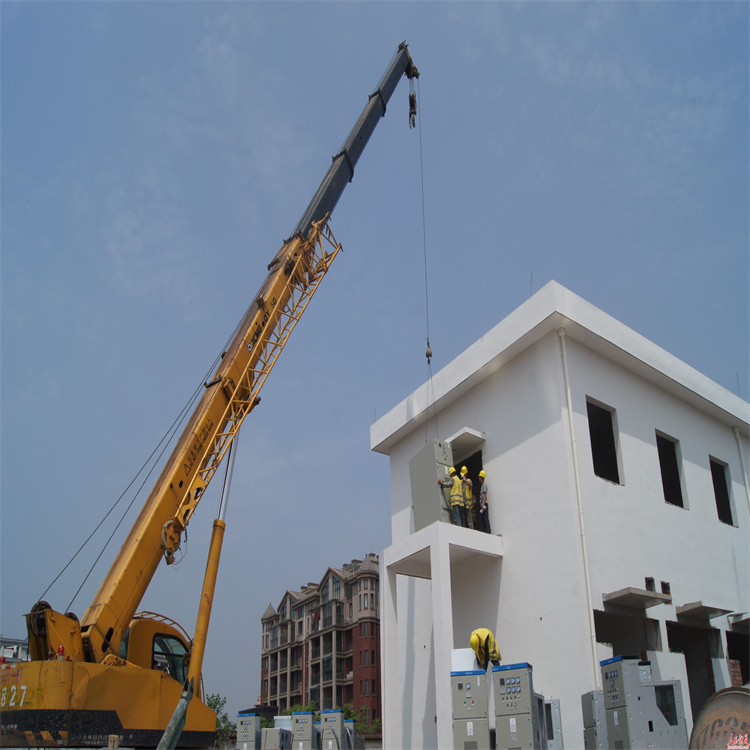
[409,91,417,129]
[425,338,432,365]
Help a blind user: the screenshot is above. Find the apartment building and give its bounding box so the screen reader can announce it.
[259,554,381,723]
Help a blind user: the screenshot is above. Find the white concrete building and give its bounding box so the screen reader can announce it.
[371,281,749,749]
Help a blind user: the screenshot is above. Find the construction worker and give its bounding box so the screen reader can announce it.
[478,470,491,534]
[438,467,464,526]
[461,466,475,529]
[470,628,501,670]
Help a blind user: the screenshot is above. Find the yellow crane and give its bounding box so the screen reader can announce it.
[0,42,418,748]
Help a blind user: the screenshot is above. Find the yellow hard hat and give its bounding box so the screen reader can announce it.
[449,467,457,475]
[479,470,486,478]
[470,632,480,651]
[461,466,468,475]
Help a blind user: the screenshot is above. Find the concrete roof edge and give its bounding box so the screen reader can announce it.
[370,281,749,455]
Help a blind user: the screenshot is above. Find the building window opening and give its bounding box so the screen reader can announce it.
[709,458,734,525]
[586,400,621,484]
[667,621,719,719]
[656,433,685,508]
[727,631,750,686]
[451,448,485,531]
[594,610,661,655]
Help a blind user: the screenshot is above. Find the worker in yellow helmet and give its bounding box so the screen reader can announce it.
[470,628,501,670]
[438,467,464,527]
[461,466,474,530]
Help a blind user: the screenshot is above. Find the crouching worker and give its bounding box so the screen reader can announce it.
[470,627,502,670]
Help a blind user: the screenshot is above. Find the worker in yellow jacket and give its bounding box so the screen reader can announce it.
[470,628,501,670]
[461,466,474,529]
[439,467,464,527]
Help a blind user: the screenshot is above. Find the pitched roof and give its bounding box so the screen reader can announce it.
[261,603,277,620]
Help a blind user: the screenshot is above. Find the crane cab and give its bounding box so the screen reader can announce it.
[118,613,194,692]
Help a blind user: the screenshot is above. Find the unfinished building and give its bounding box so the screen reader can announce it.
[370,281,749,748]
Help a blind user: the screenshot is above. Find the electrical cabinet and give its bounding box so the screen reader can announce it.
[261,728,292,750]
[544,698,564,750]
[581,690,607,749]
[320,710,346,750]
[238,712,261,750]
[409,440,454,531]
[493,662,546,750]
[451,670,491,750]
[600,656,688,749]
[345,719,365,750]
[292,711,318,750]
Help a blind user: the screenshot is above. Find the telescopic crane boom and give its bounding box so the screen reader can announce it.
[0,42,418,748]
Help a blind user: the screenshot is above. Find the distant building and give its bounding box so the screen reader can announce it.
[371,282,749,749]
[0,636,29,663]
[260,554,381,724]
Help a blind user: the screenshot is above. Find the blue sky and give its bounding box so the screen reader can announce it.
[2,1,747,721]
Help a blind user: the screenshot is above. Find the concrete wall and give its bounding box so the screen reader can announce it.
[379,325,749,749]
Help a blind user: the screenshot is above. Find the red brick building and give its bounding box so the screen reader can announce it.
[259,554,381,724]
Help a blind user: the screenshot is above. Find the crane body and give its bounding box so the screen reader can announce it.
[0,43,418,747]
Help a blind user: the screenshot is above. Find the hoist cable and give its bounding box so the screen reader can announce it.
[45,237,289,609]
[417,78,431,347]
[414,77,440,443]
[46,334,230,609]
[62,385,203,613]
[40,383,201,605]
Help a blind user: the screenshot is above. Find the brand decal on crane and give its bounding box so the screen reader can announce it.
[248,297,278,349]
[183,419,214,476]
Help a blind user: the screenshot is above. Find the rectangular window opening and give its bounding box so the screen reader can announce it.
[656,433,685,508]
[586,399,621,484]
[710,458,734,525]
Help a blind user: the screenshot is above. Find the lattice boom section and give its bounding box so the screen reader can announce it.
[183,220,342,527]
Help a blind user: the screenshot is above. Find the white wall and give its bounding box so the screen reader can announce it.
[381,325,749,749]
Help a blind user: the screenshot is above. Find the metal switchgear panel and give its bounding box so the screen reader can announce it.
[452,670,490,719]
[451,670,491,750]
[320,710,345,750]
[238,713,261,750]
[581,690,607,749]
[291,711,316,749]
[493,662,546,750]
[409,440,454,532]
[599,656,688,749]
[544,698,564,750]
[261,728,292,750]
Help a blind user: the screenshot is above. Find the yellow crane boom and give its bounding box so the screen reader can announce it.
[0,42,418,748]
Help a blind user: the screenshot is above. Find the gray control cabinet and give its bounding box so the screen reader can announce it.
[261,728,292,750]
[345,720,365,750]
[493,662,546,750]
[544,698,564,750]
[581,690,607,749]
[600,656,688,749]
[451,670,491,750]
[320,710,345,750]
[292,711,318,750]
[238,712,261,750]
[409,440,454,531]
